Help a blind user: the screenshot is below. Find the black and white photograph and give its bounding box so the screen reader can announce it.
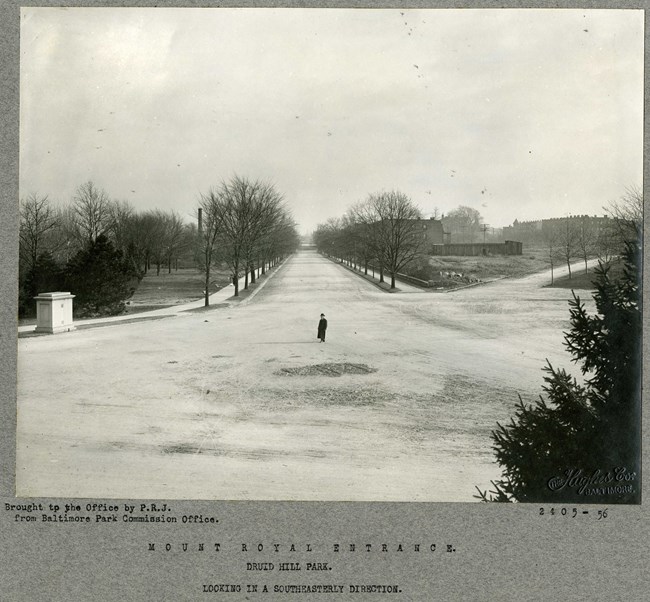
[2,3,647,600]
[15,5,642,503]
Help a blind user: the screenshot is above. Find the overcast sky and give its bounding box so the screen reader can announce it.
[20,7,643,233]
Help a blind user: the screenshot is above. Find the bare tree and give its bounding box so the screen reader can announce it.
[323,211,360,270]
[197,189,225,306]
[106,202,165,277]
[340,211,363,271]
[260,213,300,273]
[314,217,345,261]
[443,205,483,243]
[19,193,59,271]
[557,216,579,279]
[217,175,287,296]
[116,212,152,275]
[430,207,442,220]
[594,220,619,265]
[575,216,597,274]
[348,202,387,281]
[241,180,285,286]
[140,210,168,276]
[72,181,114,245]
[542,225,560,285]
[367,191,424,289]
[157,210,186,274]
[107,200,136,258]
[347,204,376,275]
[40,204,76,264]
[217,178,254,297]
[604,184,643,248]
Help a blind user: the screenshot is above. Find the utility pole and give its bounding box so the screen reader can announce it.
[481,224,489,244]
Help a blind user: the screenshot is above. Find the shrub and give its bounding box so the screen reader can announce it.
[477,243,641,504]
[403,255,432,281]
[19,252,65,317]
[64,234,138,317]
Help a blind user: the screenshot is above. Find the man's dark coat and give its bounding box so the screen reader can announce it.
[317,317,328,340]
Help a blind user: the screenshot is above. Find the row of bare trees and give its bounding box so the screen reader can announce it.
[19,182,198,316]
[197,175,299,305]
[314,190,424,289]
[543,216,601,284]
[543,186,643,283]
[19,176,299,315]
[20,182,194,280]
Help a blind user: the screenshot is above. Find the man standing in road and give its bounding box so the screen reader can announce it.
[317,313,327,343]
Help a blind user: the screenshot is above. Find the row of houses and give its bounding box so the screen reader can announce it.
[502,215,611,245]
[318,214,609,258]
[411,214,612,256]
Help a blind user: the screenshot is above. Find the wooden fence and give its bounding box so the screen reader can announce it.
[430,240,522,256]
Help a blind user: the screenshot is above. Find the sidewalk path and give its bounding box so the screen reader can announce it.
[330,258,427,294]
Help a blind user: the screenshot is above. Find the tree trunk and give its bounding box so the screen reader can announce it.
[204,264,211,306]
[391,273,396,289]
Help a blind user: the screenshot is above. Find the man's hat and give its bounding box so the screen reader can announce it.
[320,313,325,317]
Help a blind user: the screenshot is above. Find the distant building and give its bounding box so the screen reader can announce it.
[410,218,522,256]
[405,217,448,246]
[503,215,611,245]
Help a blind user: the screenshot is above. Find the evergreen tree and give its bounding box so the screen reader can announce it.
[477,243,641,504]
[19,251,65,317]
[64,234,138,317]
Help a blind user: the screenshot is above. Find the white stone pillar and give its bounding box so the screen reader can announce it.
[34,292,76,334]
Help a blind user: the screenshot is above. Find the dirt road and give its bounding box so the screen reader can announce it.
[17,249,589,501]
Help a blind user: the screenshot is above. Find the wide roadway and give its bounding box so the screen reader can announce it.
[16,249,586,501]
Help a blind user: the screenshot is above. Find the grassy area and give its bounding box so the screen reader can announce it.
[547,257,626,290]
[427,252,548,278]
[18,266,253,325]
[404,246,551,288]
[125,267,233,312]
[547,268,597,290]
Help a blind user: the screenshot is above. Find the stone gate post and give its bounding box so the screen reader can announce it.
[34,292,76,334]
